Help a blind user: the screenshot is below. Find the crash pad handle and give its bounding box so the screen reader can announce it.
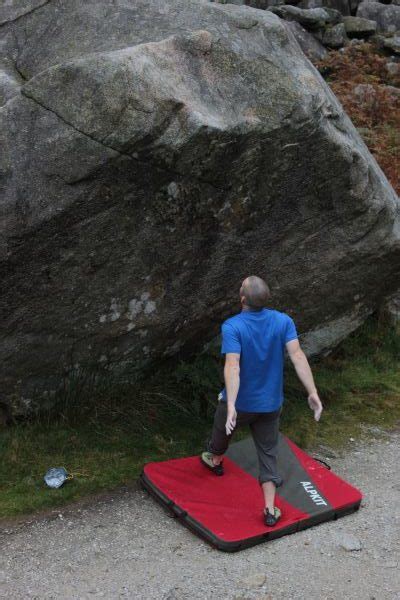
[172,505,188,518]
[312,456,331,470]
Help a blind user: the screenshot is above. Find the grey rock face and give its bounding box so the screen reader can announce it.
[268,5,342,29]
[0,0,50,26]
[322,22,348,47]
[245,1,287,7]
[0,69,22,105]
[245,0,350,10]
[383,35,400,55]
[380,290,400,325]
[284,20,328,60]
[349,0,362,14]
[357,1,400,34]
[210,0,249,4]
[0,28,23,105]
[0,0,399,412]
[299,0,351,16]
[386,61,400,76]
[342,15,377,37]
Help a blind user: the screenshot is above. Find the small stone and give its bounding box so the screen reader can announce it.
[336,532,362,551]
[239,573,266,588]
[386,61,400,77]
[353,84,376,107]
[318,444,340,458]
[164,588,185,600]
[382,85,400,101]
[383,560,398,569]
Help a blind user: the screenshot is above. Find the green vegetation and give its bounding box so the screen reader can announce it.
[1,310,399,520]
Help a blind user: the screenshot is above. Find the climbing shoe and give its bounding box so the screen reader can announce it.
[200,451,224,476]
[263,506,282,527]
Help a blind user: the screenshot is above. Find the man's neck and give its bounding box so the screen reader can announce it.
[242,304,264,313]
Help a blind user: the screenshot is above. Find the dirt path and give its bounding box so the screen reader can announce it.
[1,428,399,600]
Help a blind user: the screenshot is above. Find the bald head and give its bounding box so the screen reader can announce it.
[240,276,271,310]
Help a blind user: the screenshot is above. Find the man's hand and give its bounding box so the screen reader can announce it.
[308,391,323,421]
[225,405,237,435]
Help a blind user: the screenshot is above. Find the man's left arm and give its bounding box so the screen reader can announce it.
[224,353,240,433]
[221,322,241,434]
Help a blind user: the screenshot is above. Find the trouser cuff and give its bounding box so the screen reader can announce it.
[259,475,284,488]
[205,439,227,456]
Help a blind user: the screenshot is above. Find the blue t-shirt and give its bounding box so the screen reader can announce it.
[219,307,298,412]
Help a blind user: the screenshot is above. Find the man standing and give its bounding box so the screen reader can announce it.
[201,276,323,527]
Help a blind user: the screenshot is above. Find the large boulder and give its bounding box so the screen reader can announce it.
[386,61,400,77]
[298,0,351,16]
[268,5,342,29]
[322,22,349,47]
[240,0,351,10]
[357,2,400,34]
[342,15,377,37]
[380,290,400,326]
[0,0,49,25]
[283,20,328,60]
[0,28,23,106]
[0,0,399,413]
[0,69,21,105]
[382,35,400,55]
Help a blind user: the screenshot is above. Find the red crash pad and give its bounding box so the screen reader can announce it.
[140,433,362,551]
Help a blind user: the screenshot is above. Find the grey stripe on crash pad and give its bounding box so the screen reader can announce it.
[225,433,333,516]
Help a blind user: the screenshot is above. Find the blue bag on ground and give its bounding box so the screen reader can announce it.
[44,467,69,489]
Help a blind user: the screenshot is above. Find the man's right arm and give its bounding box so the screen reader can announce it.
[286,338,317,395]
[286,338,323,421]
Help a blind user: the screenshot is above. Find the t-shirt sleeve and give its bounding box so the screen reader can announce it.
[284,315,298,343]
[221,322,241,354]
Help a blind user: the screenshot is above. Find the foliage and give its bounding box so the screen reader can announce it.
[173,350,222,419]
[316,42,400,194]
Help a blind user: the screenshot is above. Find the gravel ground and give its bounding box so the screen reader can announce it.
[1,427,399,600]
